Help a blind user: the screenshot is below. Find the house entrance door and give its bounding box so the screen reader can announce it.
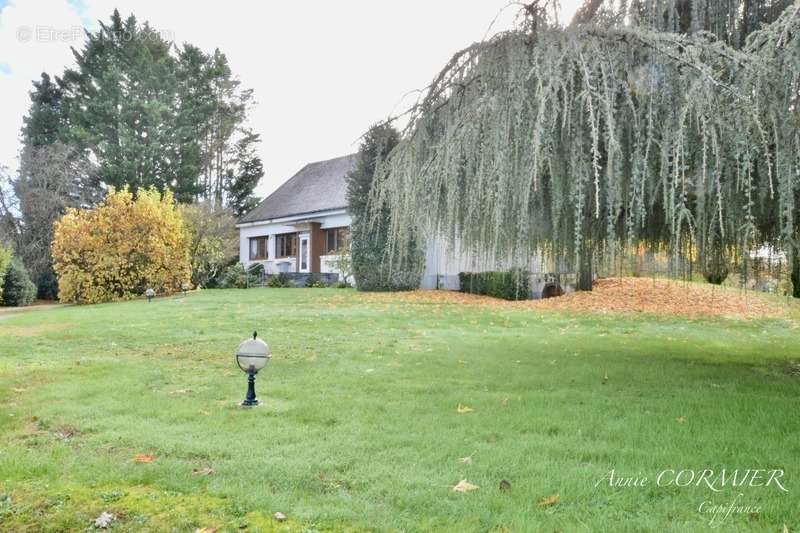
[298,234,310,273]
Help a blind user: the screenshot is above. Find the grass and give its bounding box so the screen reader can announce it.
[0,288,798,532]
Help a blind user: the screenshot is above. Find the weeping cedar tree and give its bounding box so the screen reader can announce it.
[370,1,800,294]
[346,124,422,291]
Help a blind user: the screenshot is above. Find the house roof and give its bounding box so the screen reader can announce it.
[238,153,358,224]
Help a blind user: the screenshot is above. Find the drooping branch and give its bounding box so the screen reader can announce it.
[369,4,800,283]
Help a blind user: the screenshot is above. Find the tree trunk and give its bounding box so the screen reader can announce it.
[577,243,593,291]
[791,248,800,298]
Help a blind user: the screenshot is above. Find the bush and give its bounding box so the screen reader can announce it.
[219,263,262,288]
[305,274,327,288]
[52,187,191,304]
[335,280,351,288]
[350,236,422,292]
[458,269,530,300]
[2,259,37,307]
[267,272,291,288]
[180,203,238,288]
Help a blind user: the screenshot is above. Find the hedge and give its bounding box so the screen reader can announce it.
[458,269,531,300]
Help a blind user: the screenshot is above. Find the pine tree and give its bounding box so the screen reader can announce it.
[21,73,65,148]
[61,10,183,192]
[225,132,264,218]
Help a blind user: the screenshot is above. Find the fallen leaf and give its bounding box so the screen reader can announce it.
[676,416,685,423]
[169,389,192,395]
[133,454,155,463]
[602,372,609,384]
[192,467,215,476]
[457,456,472,465]
[53,425,77,440]
[452,479,479,492]
[93,511,115,528]
[456,403,474,414]
[273,511,287,522]
[537,493,560,507]
[499,479,511,491]
[501,397,509,406]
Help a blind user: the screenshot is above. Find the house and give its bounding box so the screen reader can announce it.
[237,154,568,295]
[236,154,356,281]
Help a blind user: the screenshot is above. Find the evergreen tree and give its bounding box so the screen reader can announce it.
[346,124,421,291]
[21,73,66,148]
[61,10,183,192]
[50,9,263,203]
[225,132,264,218]
[2,258,36,307]
[373,2,800,295]
[11,9,264,299]
[573,0,791,47]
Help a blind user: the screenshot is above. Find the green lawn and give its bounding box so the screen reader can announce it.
[0,288,798,532]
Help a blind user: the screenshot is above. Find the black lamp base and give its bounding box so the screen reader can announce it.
[241,370,259,406]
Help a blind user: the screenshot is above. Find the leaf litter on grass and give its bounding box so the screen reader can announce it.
[372,277,792,319]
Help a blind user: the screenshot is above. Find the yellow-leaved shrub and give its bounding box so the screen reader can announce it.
[52,187,191,304]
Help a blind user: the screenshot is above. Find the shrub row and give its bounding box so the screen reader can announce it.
[458,269,531,300]
[218,264,350,289]
[269,273,349,289]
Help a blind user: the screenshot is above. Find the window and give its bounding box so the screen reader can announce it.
[275,233,296,258]
[325,227,349,254]
[249,236,268,260]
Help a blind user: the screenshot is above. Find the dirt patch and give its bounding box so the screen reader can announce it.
[380,277,794,319]
[783,361,800,377]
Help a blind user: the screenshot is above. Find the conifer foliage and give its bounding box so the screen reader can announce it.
[346,124,422,291]
[371,1,800,294]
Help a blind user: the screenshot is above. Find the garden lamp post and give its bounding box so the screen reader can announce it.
[181,282,189,296]
[145,288,155,302]
[235,331,271,406]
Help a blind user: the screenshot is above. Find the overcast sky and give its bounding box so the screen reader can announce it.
[0,0,581,197]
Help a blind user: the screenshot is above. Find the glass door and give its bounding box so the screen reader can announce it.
[299,234,309,272]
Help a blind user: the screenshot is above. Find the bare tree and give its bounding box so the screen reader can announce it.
[4,143,100,298]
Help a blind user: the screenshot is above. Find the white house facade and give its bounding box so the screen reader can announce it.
[236,154,356,278]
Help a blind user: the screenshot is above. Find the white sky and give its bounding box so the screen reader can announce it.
[0,0,582,197]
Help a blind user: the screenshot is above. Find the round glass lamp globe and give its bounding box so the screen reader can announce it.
[235,337,270,373]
